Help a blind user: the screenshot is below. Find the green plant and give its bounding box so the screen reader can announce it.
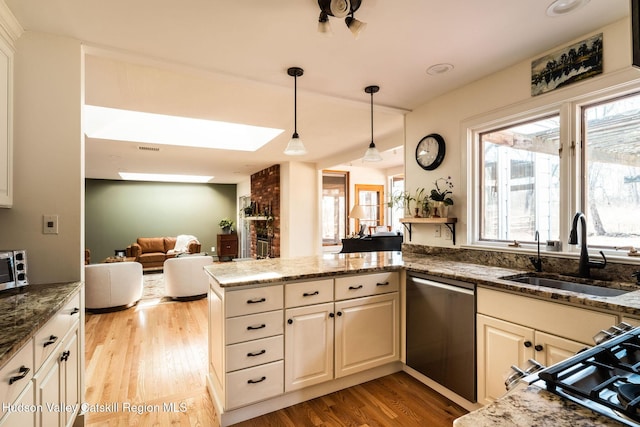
[219,218,234,229]
[430,177,454,206]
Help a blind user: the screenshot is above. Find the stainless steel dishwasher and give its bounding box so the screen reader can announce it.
[406,272,476,402]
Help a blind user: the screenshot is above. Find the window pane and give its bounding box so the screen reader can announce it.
[480,116,560,242]
[583,93,640,248]
[322,172,347,245]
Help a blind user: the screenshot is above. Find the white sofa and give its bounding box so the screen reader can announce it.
[163,255,213,299]
[85,261,144,311]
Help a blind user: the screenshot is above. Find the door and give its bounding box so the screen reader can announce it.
[334,293,399,378]
[284,302,334,391]
[477,314,534,405]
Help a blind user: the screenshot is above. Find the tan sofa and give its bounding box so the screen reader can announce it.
[126,236,201,270]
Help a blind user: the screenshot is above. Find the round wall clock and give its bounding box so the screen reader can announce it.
[415,133,446,170]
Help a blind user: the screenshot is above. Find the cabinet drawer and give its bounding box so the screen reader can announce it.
[226,360,283,409]
[335,272,399,300]
[226,285,283,317]
[226,335,283,372]
[285,279,333,308]
[226,310,283,345]
[34,292,81,370]
[477,287,618,344]
[0,339,34,417]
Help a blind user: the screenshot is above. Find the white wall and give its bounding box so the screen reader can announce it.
[0,31,83,283]
[280,161,319,258]
[404,18,636,247]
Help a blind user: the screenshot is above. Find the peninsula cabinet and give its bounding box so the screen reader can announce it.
[208,270,401,426]
[476,287,617,405]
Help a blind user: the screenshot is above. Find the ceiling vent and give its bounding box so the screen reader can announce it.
[138,146,160,152]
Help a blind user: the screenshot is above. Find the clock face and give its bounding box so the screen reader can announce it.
[416,133,445,170]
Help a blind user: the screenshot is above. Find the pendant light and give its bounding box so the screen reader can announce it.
[363,85,382,162]
[284,67,307,156]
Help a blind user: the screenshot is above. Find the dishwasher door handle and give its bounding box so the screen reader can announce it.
[410,277,475,296]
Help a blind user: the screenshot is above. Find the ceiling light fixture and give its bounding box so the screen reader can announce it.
[546,0,590,16]
[317,0,367,39]
[284,67,307,156]
[426,63,454,76]
[362,85,382,162]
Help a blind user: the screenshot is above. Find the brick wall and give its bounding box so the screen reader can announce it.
[250,164,280,258]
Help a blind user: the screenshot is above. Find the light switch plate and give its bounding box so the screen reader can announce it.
[43,215,59,234]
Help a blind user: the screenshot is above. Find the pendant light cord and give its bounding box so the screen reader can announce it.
[370,89,373,143]
[293,74,298,136]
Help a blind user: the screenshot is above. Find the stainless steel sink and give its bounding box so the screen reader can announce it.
[500,274,632,297]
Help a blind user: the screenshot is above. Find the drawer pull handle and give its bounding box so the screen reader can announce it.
[376,281,390,286]
[348,285,363,290]
[60,350,71,362]
[247,350,266,357]
[247,298,266,304]
[43,335,58,348]
[247,324,266,330]
[9,366,30,385]
[248,376,266,384]
[70,307,80,315]
[303,291,319,297]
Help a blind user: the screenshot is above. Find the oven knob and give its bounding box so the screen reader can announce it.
[14,253,23,260]
[17,273,25,280]
[16,263,24,270]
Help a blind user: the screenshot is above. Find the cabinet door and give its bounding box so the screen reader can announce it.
[334,293,399,378]
[61,330,80,427]
[36,355,61,427]
[0,37,12,208]
[0,380,35,427]
[284,302,334,392]
[534,330,587,367]
[477,314,534,405]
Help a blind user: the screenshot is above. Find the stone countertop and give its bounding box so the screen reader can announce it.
[0,281,82,368]
[453,383,626,427]
[204,251,404,287]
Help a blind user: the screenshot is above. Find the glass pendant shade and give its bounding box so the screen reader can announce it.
[363,141,382,162]
[284,133,307,155]
[345,16,366,39]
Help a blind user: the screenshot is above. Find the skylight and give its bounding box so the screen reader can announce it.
[118,173,213,183]
[84,105,284,151]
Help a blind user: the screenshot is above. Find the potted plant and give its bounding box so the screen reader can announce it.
[429,177,454,217]
[219,218,234,234]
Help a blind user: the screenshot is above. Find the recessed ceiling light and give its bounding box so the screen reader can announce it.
[118,172,213,183]
[546,0,590,16]
[426,63,454,76]
[84,105,284,151]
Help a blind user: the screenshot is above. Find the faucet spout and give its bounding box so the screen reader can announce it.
[529,230,542,272]
[569,212,607,278]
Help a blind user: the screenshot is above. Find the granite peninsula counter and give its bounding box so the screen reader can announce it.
[0,281,82,369]
[204,251,640,427]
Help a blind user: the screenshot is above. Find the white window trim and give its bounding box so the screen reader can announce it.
[461,66,640,263]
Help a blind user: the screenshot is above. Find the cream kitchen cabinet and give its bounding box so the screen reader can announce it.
[476,287,617,405]
[0,339,35,427]
[0,9,17,208]
[33,290,81,427]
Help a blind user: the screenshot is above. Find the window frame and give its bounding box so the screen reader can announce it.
[465,71,640,260]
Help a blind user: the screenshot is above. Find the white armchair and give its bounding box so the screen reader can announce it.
[163,255,213,299]
[85,262,143,311]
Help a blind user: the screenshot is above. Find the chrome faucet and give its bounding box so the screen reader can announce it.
[529,230,542,272]
[569,212,606,278]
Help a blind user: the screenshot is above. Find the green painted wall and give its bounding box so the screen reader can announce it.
[85,179,237,263]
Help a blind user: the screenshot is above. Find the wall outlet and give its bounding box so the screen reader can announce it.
[434,225,441,238]
[444,226,452,240]
[43,214,59,234]
[211,246,216,252]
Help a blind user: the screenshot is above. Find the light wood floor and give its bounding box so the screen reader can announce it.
[84,297,467,426]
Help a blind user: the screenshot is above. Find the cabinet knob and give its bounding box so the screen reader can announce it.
[535,344,544,352]
[329,313,335,318]
[524,341,532,348]
[287,319,293,325]
[337,311,343,316]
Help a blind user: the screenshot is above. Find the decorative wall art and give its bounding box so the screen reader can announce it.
[531,33,603,96]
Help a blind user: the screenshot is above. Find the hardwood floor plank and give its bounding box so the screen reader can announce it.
[84,297,467,427]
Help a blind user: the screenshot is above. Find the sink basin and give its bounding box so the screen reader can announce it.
[500,274,632,297]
